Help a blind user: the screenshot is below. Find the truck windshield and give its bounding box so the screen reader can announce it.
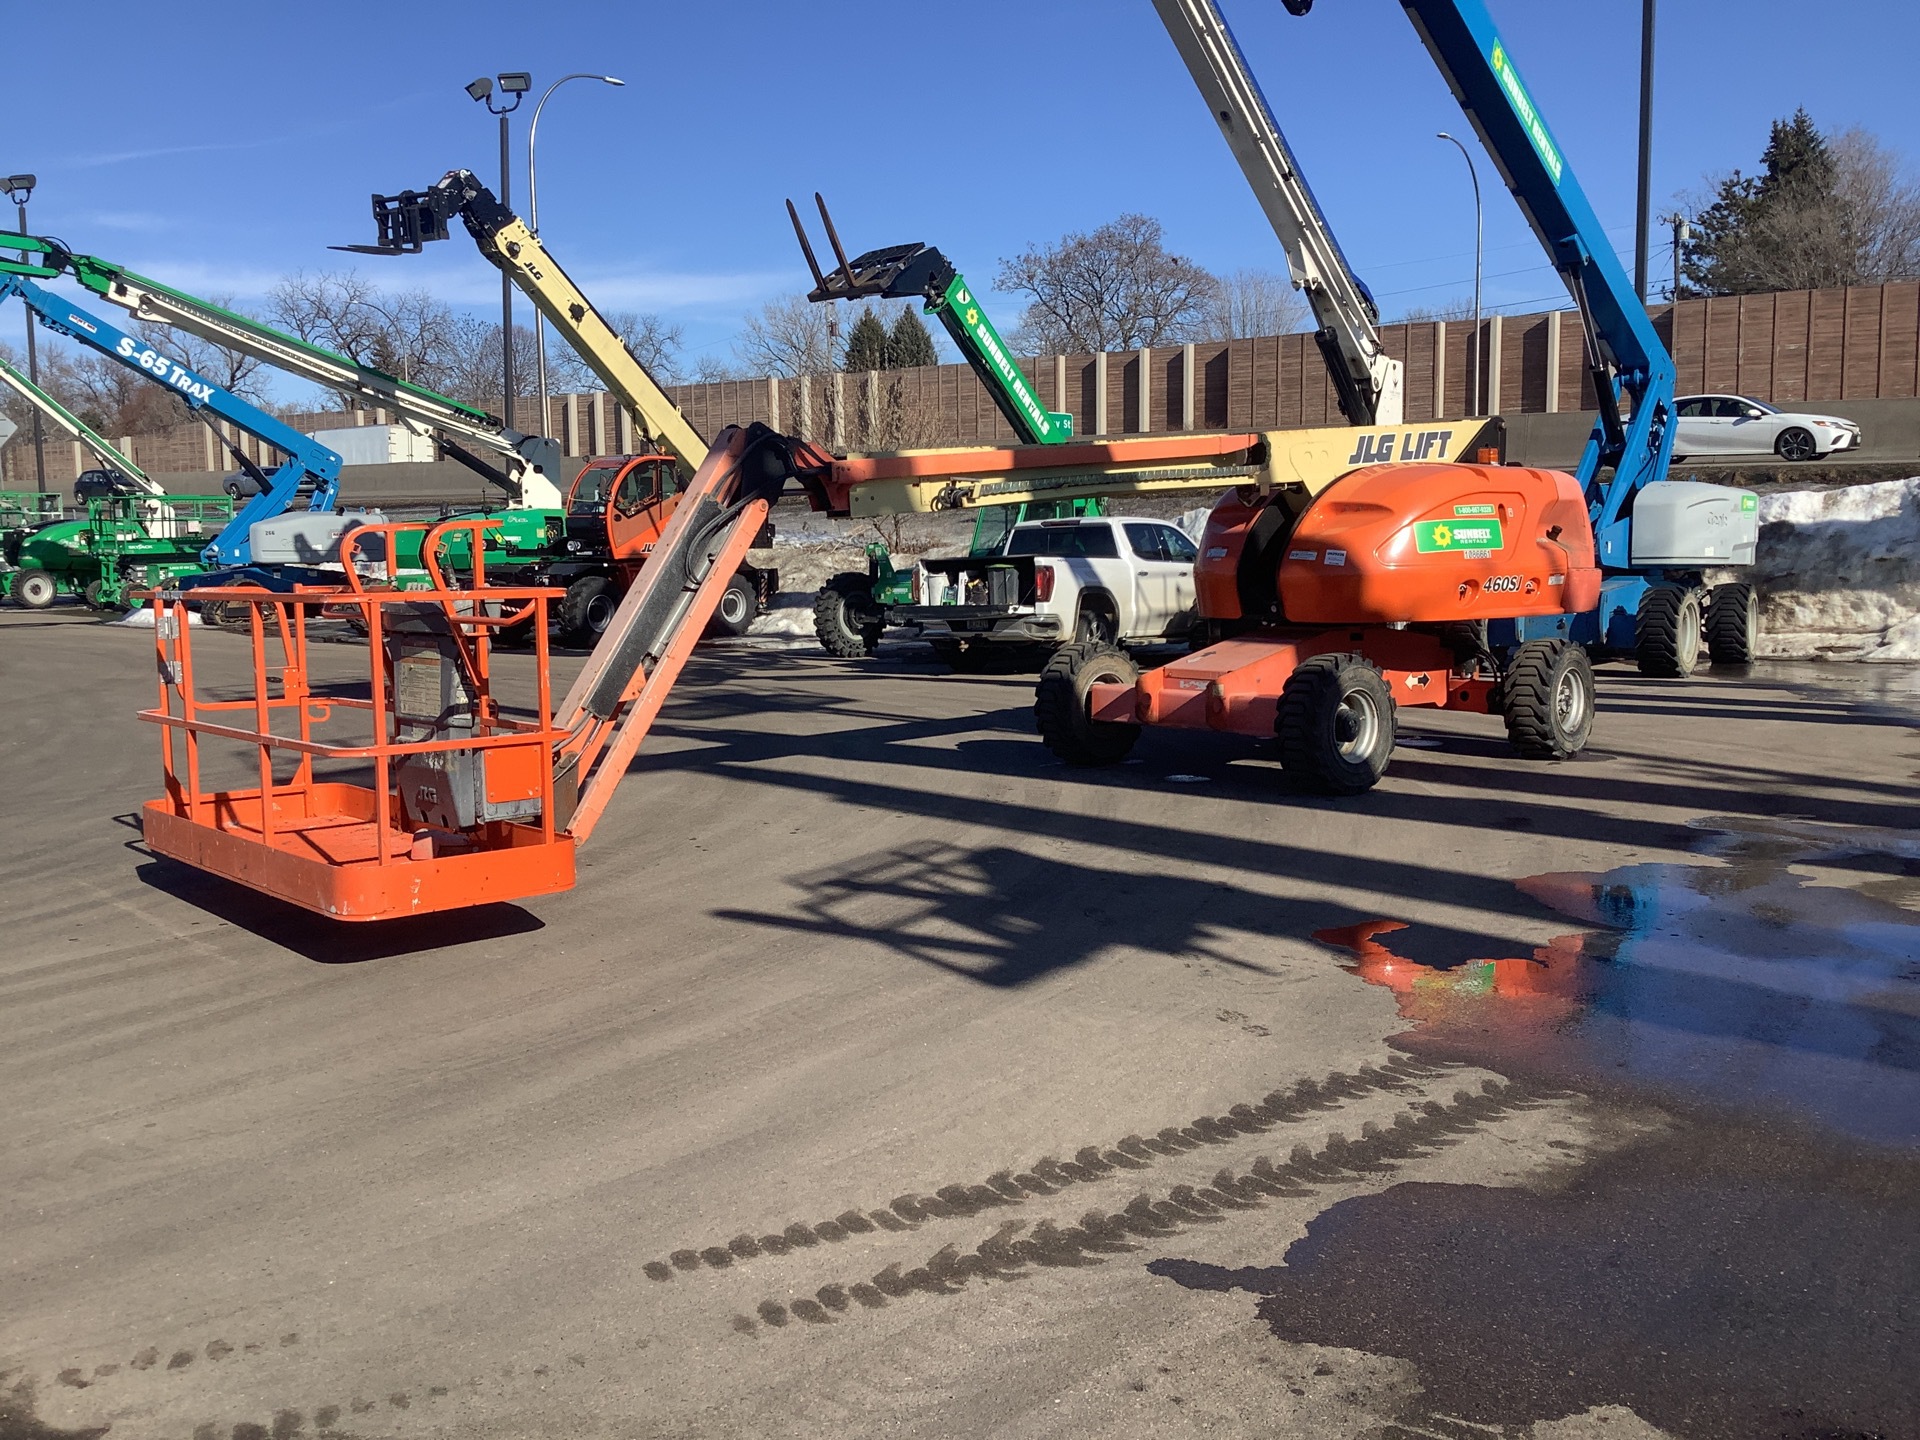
[1007,524,1118,558]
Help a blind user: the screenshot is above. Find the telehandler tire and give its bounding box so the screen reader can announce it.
[707,571,757,638]
[1635,584,1702,677]
[1035,641,1141,766]
[12,568,56,610]
[813,572,883,657]
[1706,582,1757,665]
[1275,653,1396,794]
[1501,639,1594,760]
[557,575,618,648]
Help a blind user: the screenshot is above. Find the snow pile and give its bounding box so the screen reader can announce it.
[748,594,820,641]
[1726,477,1920,661]
[113,607,202,627]
[1174,504,1215,543]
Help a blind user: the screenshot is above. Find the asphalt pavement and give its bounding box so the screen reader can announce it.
[2,608,1916,1440]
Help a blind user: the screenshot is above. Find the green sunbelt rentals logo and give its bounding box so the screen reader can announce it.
[1490,40,1562,186]
[1414,518,1504,553]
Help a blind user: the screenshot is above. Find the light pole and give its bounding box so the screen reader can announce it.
[527,73,625,432]
[1436,133,1483,416]
[5,174,46,492]
[467,73,531,424]
[1635,0,1656,302]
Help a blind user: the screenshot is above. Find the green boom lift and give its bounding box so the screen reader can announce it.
[0,352,234,610]
[787,195,1103,658]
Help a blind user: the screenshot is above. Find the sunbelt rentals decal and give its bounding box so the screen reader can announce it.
[1414,517,1504,554]
[1490,39,1563,186]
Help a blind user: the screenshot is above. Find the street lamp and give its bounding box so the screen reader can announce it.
[467,72,532,424]
[1635,0,1657,302]
[1436,133,1483,417]
[527,73,625,431]
[353,295,413,382]
[5,173,46,493]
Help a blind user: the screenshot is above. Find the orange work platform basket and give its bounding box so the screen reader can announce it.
[138,520,575,921]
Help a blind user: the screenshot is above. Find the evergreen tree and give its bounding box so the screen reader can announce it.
[1683,109,1854,295]
[887,308,938,369]
[842,307,891,372]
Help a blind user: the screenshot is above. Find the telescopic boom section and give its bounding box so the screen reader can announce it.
[0,350,155,491]
[549,423,792,841]
[786,193,1074,446]
[1385,0,1677,525]
[31,239,567,511]
[338,171,707,478]
[0,243,342,568]
[1153,0,1404,425]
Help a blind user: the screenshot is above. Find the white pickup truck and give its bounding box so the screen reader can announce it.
[900,516,1200,669]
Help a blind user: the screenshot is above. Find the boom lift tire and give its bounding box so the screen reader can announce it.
[1035,641,1141,765]
[12,567,56,609]
[813,572,883,657]
[1635,584,1702,677]
[1500,639,1594,760]
[558,575,618,649]
[83,579,114,611]
[1275,653,1396,795]
[1706,582,1758,665]
[706,571,757,639]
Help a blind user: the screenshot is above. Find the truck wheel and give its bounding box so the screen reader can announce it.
[1076,607,1117,645]
[12,568,57,610]
[1706,582,1758,665]
[1501,639,1594,760]
[558,575,618,648]
[1635,584,1701,677]
[1035,642,1141,765]
[813,572,883,656]
[1275,653,1396,795]
[707,571,757,638]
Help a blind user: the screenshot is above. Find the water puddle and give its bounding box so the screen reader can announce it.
[1315,816,1920,1145]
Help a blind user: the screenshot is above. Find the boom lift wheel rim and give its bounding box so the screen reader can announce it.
[12,567,57,609]
[1275,653,1397,795]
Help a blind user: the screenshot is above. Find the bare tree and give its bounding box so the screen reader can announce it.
[266,271,460,399]
[687,354,745,384]
[734,294,836,377]
[1396,297,1479,323]
[1204,268,1309,339]
[545,309,686,390]
[1832,127,1920,283]
[995,214,1221,354]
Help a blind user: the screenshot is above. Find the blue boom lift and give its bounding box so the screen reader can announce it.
[0,246,356,586]
[1277,0,1760,674]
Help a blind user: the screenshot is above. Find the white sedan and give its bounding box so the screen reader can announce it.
[1673,394,1862,462]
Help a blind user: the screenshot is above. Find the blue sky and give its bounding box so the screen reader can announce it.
[9,0,1918,398]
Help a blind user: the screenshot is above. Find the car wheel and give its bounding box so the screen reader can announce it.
[1775,427,1817,463]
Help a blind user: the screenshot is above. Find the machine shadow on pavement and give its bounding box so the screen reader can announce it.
[131,857,545,964]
